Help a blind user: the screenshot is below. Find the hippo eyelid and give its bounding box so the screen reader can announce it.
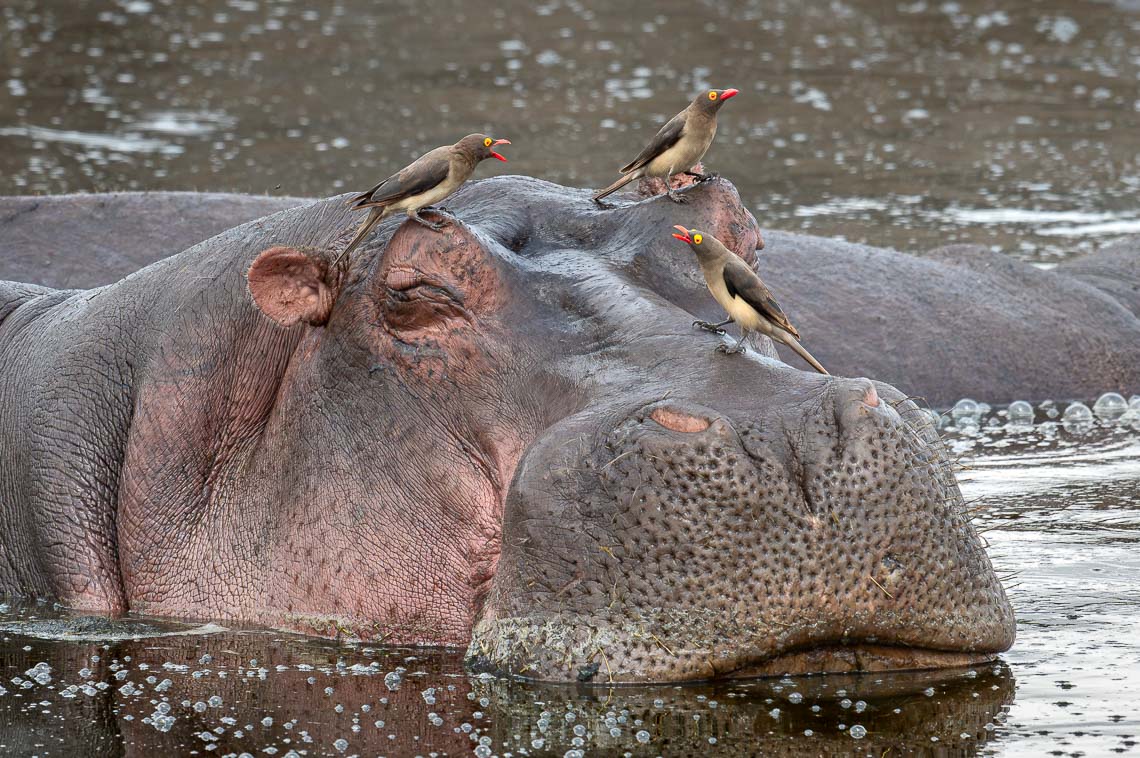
[385,268,464,303]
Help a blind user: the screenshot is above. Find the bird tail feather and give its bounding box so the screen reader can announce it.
[785,334,829,375]
[331,208,382,268]
[593,172,639,201]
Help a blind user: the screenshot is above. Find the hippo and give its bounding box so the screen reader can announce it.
[4,187,1137,407]
[1,176,1014,681]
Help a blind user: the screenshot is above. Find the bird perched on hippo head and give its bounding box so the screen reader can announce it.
[333,133,511,267]
[671,225,828,375]
[594,88,739,204]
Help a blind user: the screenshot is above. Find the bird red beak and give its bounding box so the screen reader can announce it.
[721,88,739,100]
[671,225,693,243]
[490,138,511,162]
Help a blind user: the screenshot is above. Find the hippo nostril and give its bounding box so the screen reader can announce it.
[650,407,712,434]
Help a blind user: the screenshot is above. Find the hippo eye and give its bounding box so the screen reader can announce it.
[693,233,703,244]
[708,90,718,101]
[483,137,493,147]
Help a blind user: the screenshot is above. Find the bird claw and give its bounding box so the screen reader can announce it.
[667,192,688,204]
[715,343,746,355]
[693,320,727,335]
[698,172,720,183]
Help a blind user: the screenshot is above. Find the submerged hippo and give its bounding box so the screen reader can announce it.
[0,176,1013,681]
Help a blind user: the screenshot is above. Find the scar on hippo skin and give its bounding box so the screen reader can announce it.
[247,246,339,327]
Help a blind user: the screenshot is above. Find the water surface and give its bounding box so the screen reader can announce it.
[2,0,1139,263]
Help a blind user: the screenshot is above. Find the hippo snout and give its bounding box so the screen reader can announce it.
[467,382,1014,683]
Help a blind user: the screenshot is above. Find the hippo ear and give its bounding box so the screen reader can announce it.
[247,246,338,327]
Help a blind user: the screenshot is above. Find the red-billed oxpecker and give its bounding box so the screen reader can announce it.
[593,88,739,204]
[333,133,510,266]
[671,225,829,374]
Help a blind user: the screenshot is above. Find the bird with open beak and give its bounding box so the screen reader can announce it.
[593,88,739,204]
[671,225,829,374]
[333,133,510,266]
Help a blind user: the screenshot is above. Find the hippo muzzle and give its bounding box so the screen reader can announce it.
[468,377,1015,682]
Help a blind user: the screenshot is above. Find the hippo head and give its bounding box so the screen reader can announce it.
[120,176,1013,682]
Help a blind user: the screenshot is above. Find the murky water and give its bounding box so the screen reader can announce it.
[2,1,1139,754]
[2,399,1138,756]
[3,0,1140,263]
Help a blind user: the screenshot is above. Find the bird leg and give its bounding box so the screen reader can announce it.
[683,170,720,183]
[411,208,454,232]
[693,317,733,335]
[715,333,748,355]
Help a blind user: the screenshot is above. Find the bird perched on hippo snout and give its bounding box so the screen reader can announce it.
[332,133,511,266]
[672,225,828,375]
[593,88,739,204]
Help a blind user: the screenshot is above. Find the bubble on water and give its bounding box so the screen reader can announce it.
[804,728,814,736]
[1007,400,1034,425]
[1093,392,1127,421]
[1062,402,1094,433]
[532,738,545,749]
[849,724,868,739]
[951,398,981,425]
[854,700,867,713]
[333,737,348,752]
[208,695,223,707]
[118,682,137,696]
[924,687,936,697]
[25,663,51,685]
[261,716,273,727]
[769,707,781,719]
[609,727,621,737]
[787,691,802,704]
[474,746,492,758]
[563,750,583,758]
[653,698,664,708]
[383,671,402,691]
[564,711,576,722]
[839,698,852,709]
[421,687,436,705]
[635,730,650,743]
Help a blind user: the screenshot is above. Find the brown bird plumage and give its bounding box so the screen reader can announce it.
[332,133,510,266]
[671,225,828,374]
[594,88,738,204]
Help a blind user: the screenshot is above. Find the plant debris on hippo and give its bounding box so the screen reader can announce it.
[0,176,1014,682]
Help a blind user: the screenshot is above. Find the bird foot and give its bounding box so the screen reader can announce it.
[413,210,455,231]
[593,198,616,209]
[667,191,688,204]
[715,343,746,355]
[698,172,720,183]
[693,320,727,335]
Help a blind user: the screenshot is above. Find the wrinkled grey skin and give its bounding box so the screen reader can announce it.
[4,191,1137,406]
[0,177,1013,682]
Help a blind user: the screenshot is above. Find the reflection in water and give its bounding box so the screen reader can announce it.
[2,0,1139,262]
[0,609,1013,756]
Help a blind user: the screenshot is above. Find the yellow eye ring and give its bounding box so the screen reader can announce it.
[693,233,703,244]
[483,137,493,147]
[708,91,717,100]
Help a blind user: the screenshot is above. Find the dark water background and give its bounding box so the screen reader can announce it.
[3,1,1140,755]
[3,0,1140,263]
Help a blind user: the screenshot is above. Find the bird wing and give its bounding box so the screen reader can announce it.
[722,256,802,340]
[350,147,451,210]
[619,111,686,173]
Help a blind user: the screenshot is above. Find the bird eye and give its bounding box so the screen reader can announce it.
[708,91,718,101]
[693,233,703,244]
[483,137,493,147]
